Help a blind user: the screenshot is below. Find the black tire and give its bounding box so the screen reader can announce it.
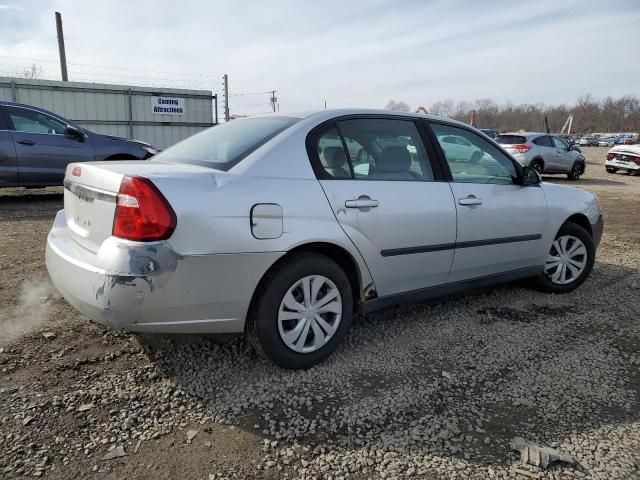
[534,222,595,294]
[606,166,618,174]
[247,253,353,369]
[566,162,582,180]
[530,159,544,174]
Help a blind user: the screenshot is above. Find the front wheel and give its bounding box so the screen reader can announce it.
[567,162,583,180]
[247,253,353,369]
[534,222,595,293]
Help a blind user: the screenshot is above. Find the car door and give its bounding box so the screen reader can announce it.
[427,121,548,283]
[532,135,557,170]
[550,136,572,172]
[5,105,94,185]
[0,105,18,185]
[312,117,457,297]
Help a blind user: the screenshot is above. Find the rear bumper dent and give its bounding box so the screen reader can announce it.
[46,210,283,333]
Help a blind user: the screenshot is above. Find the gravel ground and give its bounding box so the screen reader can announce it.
[0,147,639,479]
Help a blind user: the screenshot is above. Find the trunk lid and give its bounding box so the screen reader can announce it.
[63,160,220,253]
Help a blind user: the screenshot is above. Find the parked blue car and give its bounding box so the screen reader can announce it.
[0,101,157,187]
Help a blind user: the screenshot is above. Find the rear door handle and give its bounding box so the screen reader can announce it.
[17,139,36,146]
[458,195,482,206]
[345,197,379,209]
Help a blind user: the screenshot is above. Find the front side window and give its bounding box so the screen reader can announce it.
[551,136,568,150]
[431,123,517,185]
[155,116,300,171]
[313,118,434,182]
[6,106,66,135]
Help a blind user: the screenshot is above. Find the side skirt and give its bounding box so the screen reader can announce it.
[358,266,543,314]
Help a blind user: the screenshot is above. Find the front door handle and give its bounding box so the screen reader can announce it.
[458,195,482,206]
[17,139,35,146]
[345,196,379,209]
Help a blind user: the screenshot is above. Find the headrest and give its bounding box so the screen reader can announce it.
[323,146,347,168]
[376,146,411,173]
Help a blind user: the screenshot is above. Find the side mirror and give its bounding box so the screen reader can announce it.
[64,125,85,142]
[521,166,540,186]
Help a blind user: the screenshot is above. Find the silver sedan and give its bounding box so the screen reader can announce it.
[46,109,603,368]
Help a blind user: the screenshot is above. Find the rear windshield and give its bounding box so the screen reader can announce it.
[154,116,300,170]
[495,135,526,145]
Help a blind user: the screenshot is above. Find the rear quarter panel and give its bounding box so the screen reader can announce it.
[154,172,375,293]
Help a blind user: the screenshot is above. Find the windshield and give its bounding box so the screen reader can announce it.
[154,116,300,170]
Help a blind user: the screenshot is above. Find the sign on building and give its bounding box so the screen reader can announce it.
[151,96,185,115]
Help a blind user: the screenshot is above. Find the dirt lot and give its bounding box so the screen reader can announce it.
[1,147,639,479]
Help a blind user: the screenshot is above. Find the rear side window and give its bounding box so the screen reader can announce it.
[312,118,434,182]
[155,116,300,171]
[533,136,553,147]
[317,127,352,179]
[495,135,526,145]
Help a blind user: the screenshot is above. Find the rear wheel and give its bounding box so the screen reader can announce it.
[534,222,595,293]
[567,162,582,180]
[530,159,544,174]
[247,253,353,369]
[606,166,618,174]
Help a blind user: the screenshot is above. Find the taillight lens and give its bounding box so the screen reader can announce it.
[607,153,615,160]
[635,157,640,165]
[511,144,531,153]
[112,176,176,241]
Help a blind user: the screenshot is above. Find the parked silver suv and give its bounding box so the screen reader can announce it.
[496,133,586,180]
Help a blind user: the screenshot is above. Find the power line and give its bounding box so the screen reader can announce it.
[0,54,224,79]
[228,90,274,97]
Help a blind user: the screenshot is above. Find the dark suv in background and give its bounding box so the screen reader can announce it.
[0,102,157,187]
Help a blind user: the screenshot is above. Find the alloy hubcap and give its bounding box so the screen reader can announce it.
[544,235,587,285]
[278,275,342,353]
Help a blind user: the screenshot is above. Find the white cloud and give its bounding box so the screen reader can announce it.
[0,0,638,114]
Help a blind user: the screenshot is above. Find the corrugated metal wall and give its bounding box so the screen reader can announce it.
[0,77,216,149]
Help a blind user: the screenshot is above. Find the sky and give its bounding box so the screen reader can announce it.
[0,0,639,115]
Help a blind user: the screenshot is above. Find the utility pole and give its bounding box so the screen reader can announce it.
[55,12,68,81]
[222,74,229,121]
[270,90,277,113]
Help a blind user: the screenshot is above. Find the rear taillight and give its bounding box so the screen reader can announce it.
[607,153,615,160]
[635,157,640,165]
[112,176,176,241]
[511,144,531,154]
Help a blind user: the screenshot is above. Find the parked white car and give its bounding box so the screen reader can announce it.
[46,110,603,368]
[605,145,640,174]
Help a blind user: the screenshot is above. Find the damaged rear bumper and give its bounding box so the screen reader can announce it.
[45,210,283,333]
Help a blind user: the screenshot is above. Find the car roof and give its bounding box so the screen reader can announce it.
[258,108,476,129]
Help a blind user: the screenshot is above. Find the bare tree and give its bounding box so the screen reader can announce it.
[428,95,640,135]
[19,63,44,79]
[385,100,411,112]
